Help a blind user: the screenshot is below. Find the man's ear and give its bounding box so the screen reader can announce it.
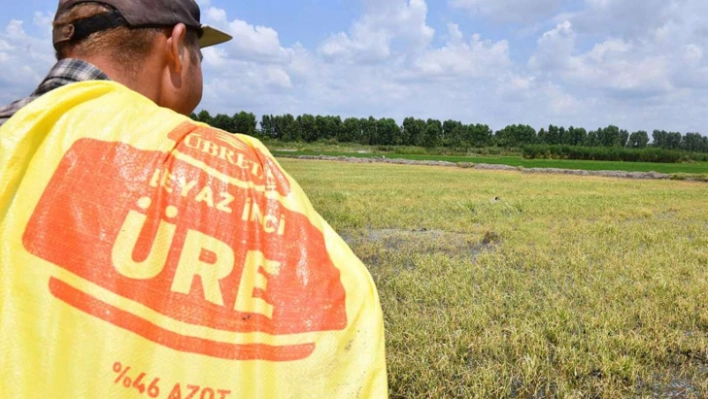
[166,23,189,74]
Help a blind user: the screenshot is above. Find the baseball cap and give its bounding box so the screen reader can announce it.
[53,0,232,49]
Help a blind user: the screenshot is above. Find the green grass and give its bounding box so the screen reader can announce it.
[279,159,708,399]
[271,149,708,175]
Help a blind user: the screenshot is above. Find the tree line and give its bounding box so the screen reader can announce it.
[190,110,708,153]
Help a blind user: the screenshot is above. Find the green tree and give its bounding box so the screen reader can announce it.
[195,109,213,125]
[448,124,467,148]
[299,114,317,142]
[619,129,629,147]
[558,126,569,145]
[260,115,275,137]
[596,125,621,147]
[680,132,706,152]
[211,113,234,133]
[359,117,377,145]
[314,115,328,141]
[442,120,463,147]
[339,118,361,143]
[402,117,426,146]
[315,115,342,141]
[495,124,537,147]
[537,128,548,144]
[666,132,682,150]
[547,125,561,145]
[468,124,493,147]
[567,126,587,146]
[586,130,600,147]
[423,119,442,148]
[652,130,668,148]
[628,131,649,148]
[233,111,257,136]
[376,118,400,145]
[275,114,299,141]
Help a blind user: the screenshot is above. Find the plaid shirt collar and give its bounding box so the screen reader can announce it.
[0,59,109,127]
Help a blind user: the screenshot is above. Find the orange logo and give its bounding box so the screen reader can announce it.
[23,125,346,362]
[167,123,292,198]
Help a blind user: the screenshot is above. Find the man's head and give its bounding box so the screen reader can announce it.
[52,0,231,115]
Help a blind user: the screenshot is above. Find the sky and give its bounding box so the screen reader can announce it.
[2,0,708,134]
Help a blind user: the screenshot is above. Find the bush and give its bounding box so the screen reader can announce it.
[374,145,426,155]
[521,145,692,163]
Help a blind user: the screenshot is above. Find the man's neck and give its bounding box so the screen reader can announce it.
[73,54,163,105]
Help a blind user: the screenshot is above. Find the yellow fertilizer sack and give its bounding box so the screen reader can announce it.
[0,81,387,398]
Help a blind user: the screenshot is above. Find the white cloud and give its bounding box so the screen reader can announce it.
[226,19,292,63]
[449,0,562,22]
[33,12,54,32]
[569,0,686,38]
[0,20,54,105]
[520,0,708,133]
[203,7,227,25]
[527,19,708,98]
[407,24,511,78]
[318,0,435,63]
[202,7,294,64]
[528,20,576,72]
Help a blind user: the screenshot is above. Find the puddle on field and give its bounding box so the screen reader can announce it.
[340,228,499,267]
[648,378,702,399]
[504,367,708,399]
[643,364,708,399]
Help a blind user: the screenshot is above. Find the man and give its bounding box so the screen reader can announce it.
[0,1,388,398]
[0,0,230,125]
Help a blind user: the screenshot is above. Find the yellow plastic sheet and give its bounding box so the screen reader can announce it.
[0,81,388,398]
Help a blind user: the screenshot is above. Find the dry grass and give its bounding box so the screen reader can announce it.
[279,159,708,399]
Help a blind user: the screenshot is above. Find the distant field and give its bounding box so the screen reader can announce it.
[271,149,708,175]
[280,159,708,399]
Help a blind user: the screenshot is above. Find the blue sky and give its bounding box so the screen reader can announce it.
[2,0,708,134]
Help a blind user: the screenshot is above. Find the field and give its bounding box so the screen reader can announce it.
[270,149,708,175]
[278,158,708,399]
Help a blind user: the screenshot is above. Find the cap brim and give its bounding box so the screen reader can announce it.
[199,25,232,48]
